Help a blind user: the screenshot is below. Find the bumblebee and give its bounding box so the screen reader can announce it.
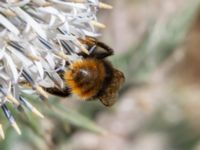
[44,37,125,107]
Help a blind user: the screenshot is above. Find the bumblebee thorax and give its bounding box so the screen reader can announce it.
[64,59,106,99]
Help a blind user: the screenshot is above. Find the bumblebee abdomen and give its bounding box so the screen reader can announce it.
[64,59,106,100]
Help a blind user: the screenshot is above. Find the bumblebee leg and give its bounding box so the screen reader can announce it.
[43,87,71,97]
[93,41,114,59]
[85,40,114,59]
[79,37,114,59]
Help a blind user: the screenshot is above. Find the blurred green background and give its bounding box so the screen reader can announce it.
[2,0,200,150]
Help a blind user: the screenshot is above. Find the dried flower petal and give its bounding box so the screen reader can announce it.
[0,0,112,136]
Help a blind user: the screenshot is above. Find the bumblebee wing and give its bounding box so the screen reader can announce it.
[99,93,118,107]
[99,69,125,107]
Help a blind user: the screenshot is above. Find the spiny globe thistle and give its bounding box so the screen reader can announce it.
[0,0,112,139]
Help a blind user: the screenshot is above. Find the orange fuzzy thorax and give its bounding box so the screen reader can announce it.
[64,59,106,100]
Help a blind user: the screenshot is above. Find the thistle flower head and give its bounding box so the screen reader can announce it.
[0,0,112,137]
